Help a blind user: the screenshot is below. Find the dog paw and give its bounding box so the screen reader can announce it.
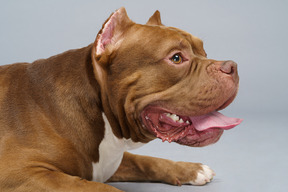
[150,160,215,186]
[188,165,215,186]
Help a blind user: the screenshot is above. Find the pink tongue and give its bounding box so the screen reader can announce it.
[190,111,243,131]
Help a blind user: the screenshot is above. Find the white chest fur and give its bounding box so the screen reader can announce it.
[92,114,144,182]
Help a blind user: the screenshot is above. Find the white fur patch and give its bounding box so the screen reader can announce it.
[92,113,144,182]
[189,165,215,185]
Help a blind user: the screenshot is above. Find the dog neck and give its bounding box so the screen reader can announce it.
[26,44,107,162]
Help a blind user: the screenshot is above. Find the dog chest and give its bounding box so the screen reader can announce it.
[92,114,144,182]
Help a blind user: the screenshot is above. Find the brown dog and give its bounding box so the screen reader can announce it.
[0,8,242,192]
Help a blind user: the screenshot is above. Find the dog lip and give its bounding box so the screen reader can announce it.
[177,128,224,147]
[141,108,190,142]
[141,108,224,146]
[217,88,238,111]
[141,106,222,146]
[140,105,240,146]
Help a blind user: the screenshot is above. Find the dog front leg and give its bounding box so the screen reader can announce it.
[108,152,215,186]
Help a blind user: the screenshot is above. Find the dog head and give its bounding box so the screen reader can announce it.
[92,8,242,147]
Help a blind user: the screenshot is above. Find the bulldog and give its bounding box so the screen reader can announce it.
[0,7,242,192]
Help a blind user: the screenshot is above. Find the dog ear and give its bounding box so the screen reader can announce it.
[94,7,133,56]
[93,8,133,88]
[146,10,163,25]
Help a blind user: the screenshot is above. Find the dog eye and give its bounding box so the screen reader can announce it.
[170,54,183,64]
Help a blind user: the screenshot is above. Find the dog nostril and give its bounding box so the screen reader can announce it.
[220,60,237,75]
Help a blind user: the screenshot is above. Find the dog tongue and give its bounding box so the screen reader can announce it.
[190,111,242,131]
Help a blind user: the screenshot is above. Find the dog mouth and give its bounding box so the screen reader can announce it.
[141,106,242,147]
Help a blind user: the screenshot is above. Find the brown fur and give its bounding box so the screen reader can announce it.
[0,45,109,191]
[0,8,239,192]
[109,152,203,186]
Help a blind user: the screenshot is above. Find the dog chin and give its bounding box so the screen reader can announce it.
[175,128,224,147]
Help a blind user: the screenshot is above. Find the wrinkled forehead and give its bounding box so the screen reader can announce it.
[123,24,207,57]
[169,27,207,57]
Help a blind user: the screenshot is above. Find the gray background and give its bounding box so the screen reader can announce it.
[0,0,287,192]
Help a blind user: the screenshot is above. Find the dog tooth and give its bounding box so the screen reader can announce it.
[165,113,172,117]
[186,120,190,124]
[171,114,180,122]
[164,113,183,122]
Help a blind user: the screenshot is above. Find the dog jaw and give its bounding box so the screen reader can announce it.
[140,105,242,147]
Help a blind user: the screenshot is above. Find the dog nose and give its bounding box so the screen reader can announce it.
[220,60,238,78]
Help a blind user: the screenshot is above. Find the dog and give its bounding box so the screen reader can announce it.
[0,7,242,192]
